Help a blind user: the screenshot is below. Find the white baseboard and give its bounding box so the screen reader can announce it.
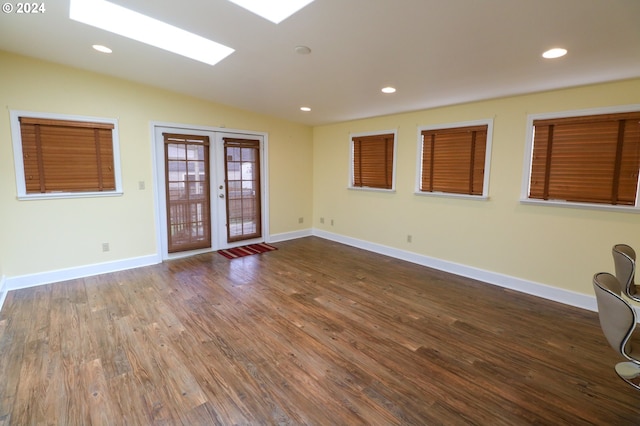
[0,230,311,311]
[269,228,313,243]
[4,254,161,296]
[0,229,620,317]
[0,275,6,314]
[312,229,599,313]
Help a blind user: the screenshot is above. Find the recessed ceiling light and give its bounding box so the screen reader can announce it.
[227,0,314,24]
[70,0,234,66]
[542,48,567,59]
[300,106,311,112]
[381,87,396,94]
[92,44,112,53]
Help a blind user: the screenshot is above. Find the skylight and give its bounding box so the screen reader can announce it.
[227,0,314,24]
[69,0,234,66]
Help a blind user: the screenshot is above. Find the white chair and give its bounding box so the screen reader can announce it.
[612,244,639,302]
[592,272,640,390]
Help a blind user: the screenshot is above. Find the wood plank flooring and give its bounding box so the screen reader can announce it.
[0,236,639,425]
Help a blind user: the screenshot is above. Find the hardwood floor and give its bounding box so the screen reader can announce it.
[0,236,639,425]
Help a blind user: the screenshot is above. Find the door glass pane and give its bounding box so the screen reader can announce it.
[224,138,261,243]
[164,134,211,253]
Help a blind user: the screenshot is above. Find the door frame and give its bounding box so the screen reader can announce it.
[151,121,269,260]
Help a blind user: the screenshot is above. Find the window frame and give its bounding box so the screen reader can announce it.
[415,119,493,200]
[521,105,640,213]
[10,110,123,200]
[349,129,398,192]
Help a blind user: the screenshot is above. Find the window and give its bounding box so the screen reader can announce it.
[523,107,640,209]
[417,120,492,198]
[350,131,396,190]
[10,111,122,199]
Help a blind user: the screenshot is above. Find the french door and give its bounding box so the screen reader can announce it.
[222,136,262,243]
[164,133,211,253]
[155,126,266,258]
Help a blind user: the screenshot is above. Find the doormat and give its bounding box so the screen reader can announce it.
[217,243,278,259]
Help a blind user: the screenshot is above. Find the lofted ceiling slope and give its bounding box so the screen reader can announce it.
[1,0,639,125]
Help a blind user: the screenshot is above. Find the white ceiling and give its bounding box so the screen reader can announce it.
[1,0,639,126]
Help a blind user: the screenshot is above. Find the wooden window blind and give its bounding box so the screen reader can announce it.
[529,112,640,205]
[19,117,116,194]
[420,125,487,195]
[352,133,395,189]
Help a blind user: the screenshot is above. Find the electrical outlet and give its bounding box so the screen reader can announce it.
[298,217,304,224]
[407,235,412,243]
[331,219,334,226]
[138,180,145,190]
[102,242,110,252]
[320,217,325,224]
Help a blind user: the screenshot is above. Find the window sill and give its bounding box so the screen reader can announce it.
[519,198,640,213]
[17,191,124,201]
[414,191,489,201]
[348,186,396,193]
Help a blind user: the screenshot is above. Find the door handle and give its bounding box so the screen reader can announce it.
[219,194,225,198]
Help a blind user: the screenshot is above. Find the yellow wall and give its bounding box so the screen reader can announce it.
[0,51,313,277]
[312,79,640,296]
[2,48,639,301]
